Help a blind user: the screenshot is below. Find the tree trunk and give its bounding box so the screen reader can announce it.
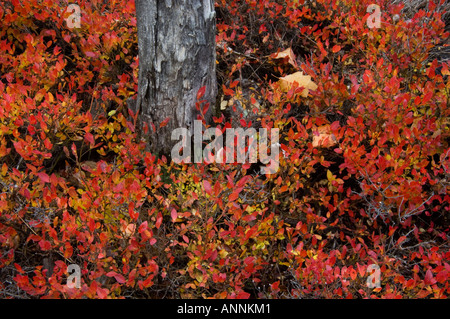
[135,0,217,157]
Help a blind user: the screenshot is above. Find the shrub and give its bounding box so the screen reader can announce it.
[0,0,448,298]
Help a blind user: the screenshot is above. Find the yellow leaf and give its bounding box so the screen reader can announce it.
[255,242,266,250]
[277,71,318,97]
[1,163,8,176]
[219,249,228,259]
[195,272,204,283]
[279,262,291,267]
[245,206,255,213]
[108,110,117,117]
[35,92,45,102]
[327,169,334,182]
[112,170,120,184]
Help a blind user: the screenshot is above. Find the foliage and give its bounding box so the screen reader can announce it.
[0,0,449,298]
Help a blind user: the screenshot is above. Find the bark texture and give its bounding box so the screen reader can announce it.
[135,0,217,157]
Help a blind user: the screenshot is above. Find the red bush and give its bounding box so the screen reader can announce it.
[0,0,448,298]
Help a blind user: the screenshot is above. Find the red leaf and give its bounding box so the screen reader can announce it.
[349,267,357,280]
[85,132,95,146]
[422,92,433,104]
[129,208,139,221]
[222,86,234,96]
[202,102,210,115]
[44,138,53,150]
[424,269,436,285]
[236,291,250,299]
[39,239,52,251]
[159,117,170,128]
[37,172,50,183]
[203,180,212,195]
[106,271,126,284]
[405,279,415,288]
[436,270,448,283]
[113,181,124,193]
[138,221,148,234]
[259,24,267,34]
[155,212,163,229]
[330,121,340,131]
[229,191,239,202]
[397,236,407,246]
[96,287,109,299]
[244,256,254,265]
[171,208,178,222]
[14,274,30,287]
[71,143,78,159]
[236,175,251,188]
[197,86,206,100]
[14,263,24,274]
[213,181,221,196]
[271,280,280,292]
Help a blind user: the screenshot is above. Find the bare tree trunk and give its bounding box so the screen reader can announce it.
[134,0,217,157]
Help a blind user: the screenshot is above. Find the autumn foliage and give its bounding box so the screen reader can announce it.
[0,0,449,299]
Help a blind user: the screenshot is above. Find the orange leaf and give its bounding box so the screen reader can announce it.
[312,125,337,148]
[229,191,239,202]
[332,45,341,53]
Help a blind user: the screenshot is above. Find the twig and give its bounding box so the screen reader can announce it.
[15,212,74,265]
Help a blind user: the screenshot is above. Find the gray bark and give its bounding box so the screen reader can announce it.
[135,0,217,157]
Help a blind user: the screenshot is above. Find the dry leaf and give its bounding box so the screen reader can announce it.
[278,71,318,97]
[124,223,136,237]
[80,161,97,172]
[271,47,298,68]
[220,97,228,110]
